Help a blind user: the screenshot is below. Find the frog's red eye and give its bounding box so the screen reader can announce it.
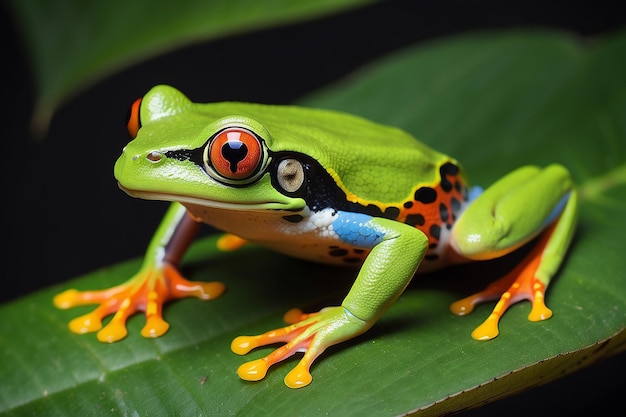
[126,98,142,139]
[205,127,267,184]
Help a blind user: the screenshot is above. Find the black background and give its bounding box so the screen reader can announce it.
[3,1,625,415]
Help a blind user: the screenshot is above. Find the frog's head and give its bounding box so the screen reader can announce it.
[114,85,307,212]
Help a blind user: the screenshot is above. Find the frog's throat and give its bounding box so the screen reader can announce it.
[117,185,302,211]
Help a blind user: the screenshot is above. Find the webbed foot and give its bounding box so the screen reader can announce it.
[450,224,555,340]
[54,264,224,342]
[231,306,369,388]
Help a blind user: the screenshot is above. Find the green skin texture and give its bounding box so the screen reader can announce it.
[113,85,577,388]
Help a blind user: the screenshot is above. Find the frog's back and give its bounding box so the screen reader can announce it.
[194,101,453,204]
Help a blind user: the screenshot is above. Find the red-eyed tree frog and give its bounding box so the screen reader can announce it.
[55,85,578,389]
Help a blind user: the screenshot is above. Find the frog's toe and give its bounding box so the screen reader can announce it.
[53,289,81,309]
[284,363,314,389]
[141,315,170,338]
[66,298,119,335]
[54,287,122,309]
[138,290,170,338]
[449,296,479,316]
[97,297,140,342]
[527,293,552,322]
[236,358,270,381]
[231,335,259,355]
[231,326,308,356]
[166,264,225,300]
[97,319,129,343]
[68,311,104,334]
[470,313,501,341]
[283,307,320,324]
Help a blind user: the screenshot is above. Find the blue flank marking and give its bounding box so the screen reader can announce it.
[540,192,570,230]
[333,212,385,248]
[467,185,483,202]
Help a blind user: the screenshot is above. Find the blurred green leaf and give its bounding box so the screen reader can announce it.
[9,0,375,134]
[1,30,625,416]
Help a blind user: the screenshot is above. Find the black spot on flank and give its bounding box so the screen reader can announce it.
[425,254,439,261]
[429,243,438,249]
[430,225,441,240]
[441,162,459,176]
[384,206,400,220]
[353,249,366,254]
[329,248,349,257]
[451,198,461,218]
[363,204,385,218]
[440,162,458,192]
[415,187,437,204]
[454,181,462,192]
[439,203,449,223]
[403,201,414,209]
[405,214,425,226]
[283,214,304,223]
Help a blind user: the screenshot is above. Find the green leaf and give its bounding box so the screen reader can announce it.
[2,30,625,416]
[9,0,375,134]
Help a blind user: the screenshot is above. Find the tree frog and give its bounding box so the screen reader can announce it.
[54,85,577,389]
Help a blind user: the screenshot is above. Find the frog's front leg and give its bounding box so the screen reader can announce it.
[54,203,226,342]
[449,164,578,340]
[231,214,429,388]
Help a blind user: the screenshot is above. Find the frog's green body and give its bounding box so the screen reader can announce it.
[55,85,577,388]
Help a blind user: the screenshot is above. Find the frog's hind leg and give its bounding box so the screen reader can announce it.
[449,164,578,340]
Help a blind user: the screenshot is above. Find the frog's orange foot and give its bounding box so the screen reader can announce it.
[231,307,367,388]
[216,233,248,252]
[54,264,225,343]
[450,245,553,341]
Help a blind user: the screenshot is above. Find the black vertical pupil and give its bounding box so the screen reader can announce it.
[221,142,248,173]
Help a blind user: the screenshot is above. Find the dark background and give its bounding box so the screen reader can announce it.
[3,1,624,415]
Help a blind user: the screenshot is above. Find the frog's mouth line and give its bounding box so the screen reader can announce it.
[117,184,297,212]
